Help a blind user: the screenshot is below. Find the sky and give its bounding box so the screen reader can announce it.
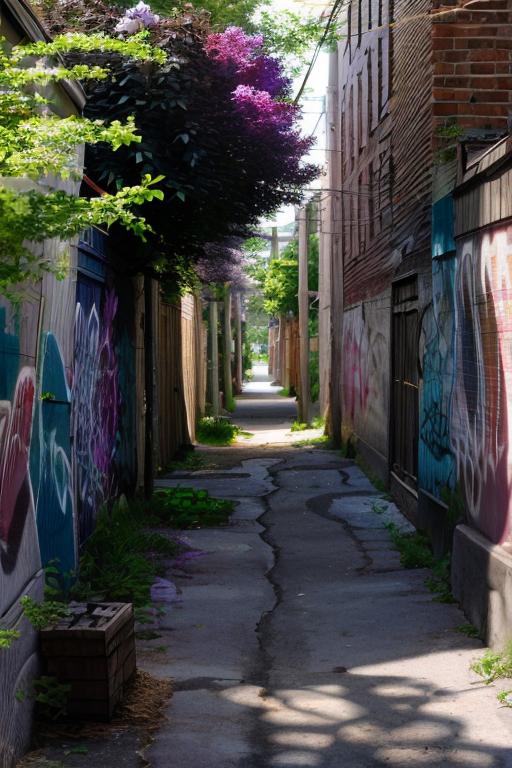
[259,0,331,230]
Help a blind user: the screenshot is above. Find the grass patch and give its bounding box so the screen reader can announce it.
[293,435,332,448]
[471,643,512,684]
[196,416,240,445]
[291,421,309,432]
[166,452,208,473]
[497,690,512,707]
[278,386,296,397]
[456,623,480,638]
[385,522,434,569]
[72,498,178,607]
[150,487,234,529]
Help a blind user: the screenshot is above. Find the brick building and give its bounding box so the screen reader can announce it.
[322,0,512,643]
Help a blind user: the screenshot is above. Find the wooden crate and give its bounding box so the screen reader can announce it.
[41,602,136,721]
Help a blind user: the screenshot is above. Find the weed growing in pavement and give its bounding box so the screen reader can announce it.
[150,487,234,529]
[385,522,434,569]
[291,421,309,432]
[196,416,241,445]
[292,435,332,448]
[471,643,512,684]
[371,500,388,515]
[425,556,456,603]
[497,690,512,707]
[72,497,179,607]
[456,623,480,638]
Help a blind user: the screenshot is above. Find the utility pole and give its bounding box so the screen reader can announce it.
[234,291,243,394]
[326,48,343,448]
[298,204,310,425]
[209,298,220,417]
[222,283,233,410]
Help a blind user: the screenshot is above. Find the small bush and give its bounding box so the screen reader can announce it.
[196,416,240,445]
[291,421,309,432]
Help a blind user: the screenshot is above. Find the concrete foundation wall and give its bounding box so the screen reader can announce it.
[452,524,512,650]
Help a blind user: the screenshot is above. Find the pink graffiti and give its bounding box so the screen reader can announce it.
[452,233,512,544]
[0,369,35,544]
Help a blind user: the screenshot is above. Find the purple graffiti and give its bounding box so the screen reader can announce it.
[72,290,120,541]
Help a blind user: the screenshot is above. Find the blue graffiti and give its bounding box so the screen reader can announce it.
[30,332,75,573]
[419,256,456,498]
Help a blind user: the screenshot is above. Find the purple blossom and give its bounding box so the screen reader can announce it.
[232,85,296,132]
[242,56,291,97]
[196,241,248,286]
[205,26,264,68]
[115,2,160,35]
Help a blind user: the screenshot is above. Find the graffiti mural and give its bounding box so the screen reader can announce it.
[73,274,137,544]
[451,229,512,544]
[419,256,456,499]
[30,333,75,573]
[342,300,389,457]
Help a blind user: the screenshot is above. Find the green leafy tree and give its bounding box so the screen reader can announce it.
[257,235,319,317]
[0,32,165,296]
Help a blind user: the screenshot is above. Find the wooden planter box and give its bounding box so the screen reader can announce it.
[41,602,136,721]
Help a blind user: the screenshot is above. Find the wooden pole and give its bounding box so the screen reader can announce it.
[327,47,343,447]
[222,283,233,410]
[234,291,243,394]
[143,272,154,499]
[298,205,310,425]
[209,299,220,417]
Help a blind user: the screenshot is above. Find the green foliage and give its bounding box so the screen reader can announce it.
[106,0,269,30]
[497,690,512,707]
[425,556,456,603]
[73,498,177,607]
[20,596,69,630]
[150,487,234,528]
[471,643,512,684]
[33,676,71,720]
[0,629,20,649]
[258,9,341,75]
[196,416,241,445]
[291,421,309,432]
[385,523,434,570]
[278,386,296,397]
[292,435,332,448]
[0,32,165,296]
[456,623,480,638]
[261,235,318,317]
[166,452,208,473]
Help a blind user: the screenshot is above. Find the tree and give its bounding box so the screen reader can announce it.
[0,32,166,296]
[255,236,319,317]
[38,5,318,292]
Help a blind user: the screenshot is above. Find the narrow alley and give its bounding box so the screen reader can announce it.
[140,369,512,768]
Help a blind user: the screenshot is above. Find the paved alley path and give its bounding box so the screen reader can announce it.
[146,369,512,768]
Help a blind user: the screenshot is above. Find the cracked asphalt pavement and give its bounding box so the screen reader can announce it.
[20,368,512,768]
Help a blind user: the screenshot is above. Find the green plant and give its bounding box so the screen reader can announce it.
[150,487,234,529]
[20,596,69,630]
[0,32,165,297]
[456,623,480,638]
[425,556,456,603]
[311,415,325,429]
[15,689,26,702]
[196,416,241,446]
[292,435,332,448]
[471,644,512,684]
[40,391,56,401]
[497,690,512,707]
[371,501,388,515]
[224,395,236,413]
[385,523,434,569]
[291,421,309,432]
[72,498,177,607]
[278,386,296,397]
[33,675,71,720]
[0,629,20,649]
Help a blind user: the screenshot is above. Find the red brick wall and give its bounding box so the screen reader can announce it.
[432,0,512,146]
